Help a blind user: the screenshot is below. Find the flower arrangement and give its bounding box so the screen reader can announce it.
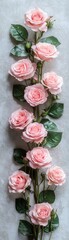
[8,8,66,240]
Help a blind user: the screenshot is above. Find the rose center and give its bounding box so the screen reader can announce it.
[15,112,27,124]
[15,176,26,188]
[34,151,45,162]
[38,209,48,218]
[32,12,43,21]
[29,125,40,134]
[45,76,58,86]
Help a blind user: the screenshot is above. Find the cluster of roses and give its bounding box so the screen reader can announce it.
[8,8,66,235]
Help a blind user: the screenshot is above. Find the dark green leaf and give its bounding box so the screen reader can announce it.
[43,131,62,148]
[19,166,31,173]
[40,36,61,46]
[44,221,50,233]
[18,220,33,236]
[10,24,28,42]
[44,214,59,232]
[41,118,57,132]
[11,44,29,57]
[38,190,55,204]
[13,148,26,164]
[13,84,25,101]
[19,166,35,179]
[49,103,64,119]
[15,198,29,213]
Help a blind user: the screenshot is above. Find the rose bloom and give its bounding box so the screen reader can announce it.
[9,59,36,81]
[9,109,34,130]
[32,42,59,61]
[41,72,63,95]
[26,147,52,169]
[46,166,66,186]
[25,8,49,32]
[8,170,31,193]
[24,83,48,107]
[29,203,52,226]
[22,122,47,144]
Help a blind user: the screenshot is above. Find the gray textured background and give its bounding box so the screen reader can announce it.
[0,0,69,239]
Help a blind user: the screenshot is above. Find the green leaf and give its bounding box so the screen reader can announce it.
[19,166,30,172]
[43,131,62,148]
[41,118,58,132]
[38,190,55,204]
[44,214,59,232]
[48,103,64,119]
[13,148,26,164]
[13,84,25,101]
[44,221,50,233]
[10,24,28,42]
[18,220,33,236]
[19,166,35,179]
[15,198,29,213]
[11,44,29,57]
[40,36,61,46]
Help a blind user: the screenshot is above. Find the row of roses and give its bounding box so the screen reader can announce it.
[9,165,66,193]
[8,8,66,240]
[9,58,63,96]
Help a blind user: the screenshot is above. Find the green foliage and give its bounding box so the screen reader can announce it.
[38,190,55,204]
[13,148,26,164]
[13,84,25,101]
[48,103,64,119]
[40,36,61,46]
[15,198,29,213]
[43,131,62,148]
[44,212,59,232]
[11,44,29,57]
[10,24,28,42]
[18,220,33,236]
[41,118,58,131]
[19,166,36,180]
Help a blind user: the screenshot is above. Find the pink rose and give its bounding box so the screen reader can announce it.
[25,8,49,32]
[21,122,47,144]
[24,83,48,107]
[26,147,52,169]
[32,42,59,61]
[9,59,36,81]
[46,166,66,186]
[29,203,52,226]
[41,72,63,95]
[9,109,34,130]
[8,170,31,193]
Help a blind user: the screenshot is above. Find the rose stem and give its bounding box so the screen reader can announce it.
[33,225,37,240]
[49,231,52,240]
[40,226,44,240]
[32,31,44,240]
[43,178,45,191]
[35,32,38,44]
[41,94,56,118]
[33,169,39,203]
[27,142,31,150]
[35,31,44,44]
[36,225,40,240]
[54,186,57,191]
[33,106,37,120]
